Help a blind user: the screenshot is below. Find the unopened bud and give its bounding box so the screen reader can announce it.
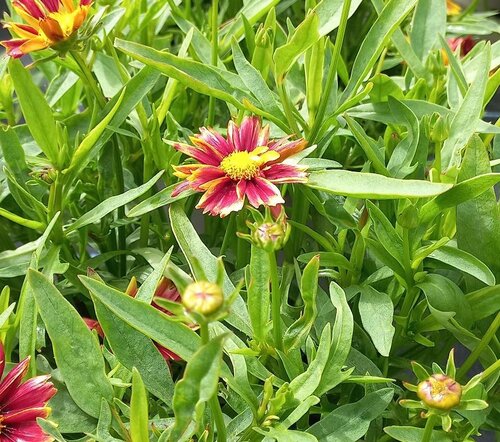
[182,281,223,316]
[417,374,462,411]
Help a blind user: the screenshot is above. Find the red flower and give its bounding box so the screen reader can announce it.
[172,116,308,217]
[448,36,476,57]
[1,0,92,58]
[0,342,57,441]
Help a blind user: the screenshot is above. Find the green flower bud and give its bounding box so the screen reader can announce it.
[182,281,223,316]
[417,374,462,411]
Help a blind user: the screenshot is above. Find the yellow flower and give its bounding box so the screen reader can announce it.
[417,374,462,411]
[1,0,92,58]
[446,0,462,16]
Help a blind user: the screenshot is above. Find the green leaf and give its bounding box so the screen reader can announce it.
[130,368,149,441]
[67,171,163,231]
[8,59,58,163]
[456,135,500,286]
[307,388,394,441]
[93,298,174,405]
[317,283,354,395]
[0,127,30,187]
[115,38,250,109]
[284,255,320,351]
[307,170,451,199]
[428,245,495,286]
[28,270,113,418]
[136,248,172,303]
[441,46,491,171]
[170,334,226,441]
[274,12,320,80]
[169,203,251,335]
[297,252,352,270]
[247,246,270,343]
[126,184,195,218]
[289,324,331,401]
[341,0,418,102]
[410,0,446,60]
[384,426,453,442]
[314,0,362,36]
[466,285,500,320]
[359,286,395,357]
[367,201,403,263]
[256,427,318,442]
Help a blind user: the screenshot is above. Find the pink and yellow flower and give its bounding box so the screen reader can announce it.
[0,342,57,441]
[172,116,308,217]
[1,0,92,58]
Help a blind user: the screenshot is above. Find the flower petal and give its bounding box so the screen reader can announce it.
[171,180,192,198]
[197,177,244,217]
[40,0,60,13]
[155,343,182,362]
[13,0,45,19]
[198,126,233,156]
[262,163,308,184]
[174,142,221,166]
[0,356,30,402]
[245,177,284,208]
[268,137,308,162]
[0,419,53,442]
[3,375,56,412]
[3,406,51,424]
[0,341,5,379]
[189,166,225,190]
[228,116,261,152]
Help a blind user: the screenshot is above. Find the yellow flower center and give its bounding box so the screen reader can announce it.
[220,147,279,181]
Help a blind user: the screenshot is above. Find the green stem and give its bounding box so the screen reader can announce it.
[269,250,283,351]
[422,414,437,442]
[112,141,127,276]
[457,312,500,380]
[308,0,351,143]
[277,81,301,136]
[207,0,219,126]
[70,50,106,109]
[480,358,500,382]
[47,173,64,244]
[199,322,227,442]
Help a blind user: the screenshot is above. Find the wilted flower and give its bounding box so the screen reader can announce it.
[172,116,308,217]
[182,281,223,316]
[417,374,462,411]
[446,0,462,15]
[1,0,92,58]
[0,342,57,441]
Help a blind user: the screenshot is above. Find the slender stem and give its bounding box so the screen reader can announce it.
[47,173,64,244]
[308,0,351,143]
[277,81,301,136]
[422,414,437,442]
[112,141,127,276]
[70,50,106,109]
[457,312,500,380]
[199,321,227,442]
[481,358,500,382]
[207,0,219,126]
[268,250,283,351]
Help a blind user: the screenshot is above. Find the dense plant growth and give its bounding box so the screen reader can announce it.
[0,0,499,440]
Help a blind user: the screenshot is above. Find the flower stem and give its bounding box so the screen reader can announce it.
[70,50,106,109]
[457,312,500,380]
[199,322,227,442]
[268,250,283,351]
[308,0,351,143]
[481,358,500,382]
[207,0,219,126]
[422,414,437,442]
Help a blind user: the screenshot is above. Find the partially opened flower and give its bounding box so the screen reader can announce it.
[1,0,92,58]
[172,116,308,217]
[0,341,57,441]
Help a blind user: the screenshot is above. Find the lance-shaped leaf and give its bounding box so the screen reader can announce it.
[247,246,270,343]
[130,369,149,441]
[28,270,113,418]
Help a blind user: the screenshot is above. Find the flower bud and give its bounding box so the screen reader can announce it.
[417,374,462,411]
[182,281,223,316]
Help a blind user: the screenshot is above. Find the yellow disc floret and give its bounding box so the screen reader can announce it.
[220,146,279,181]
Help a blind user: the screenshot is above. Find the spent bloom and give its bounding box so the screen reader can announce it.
[0,342,57,441]
[417,374,462,411]
[1,0,92,58]
[172,116,308,217]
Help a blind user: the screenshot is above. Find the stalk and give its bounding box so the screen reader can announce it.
[207,0,219,126]
[70,50,106,109]
[422,414,437,442]
[268,250,283,351]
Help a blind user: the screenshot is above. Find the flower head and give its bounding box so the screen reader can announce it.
[0,342,57,441]
[442,36,476,65]
[417,374,462,411]
[1,0,92,58]
[446,0,462,15]
[172,116,308,217]
[182,281,223,316]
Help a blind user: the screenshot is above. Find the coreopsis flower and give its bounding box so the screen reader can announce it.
[0,342,57,441]
[172,116,308,217]
[182,281,223,316]
[442,36,476,65]
[1,0,92,58]
[446,0,462,15]
[417,374,462,411]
